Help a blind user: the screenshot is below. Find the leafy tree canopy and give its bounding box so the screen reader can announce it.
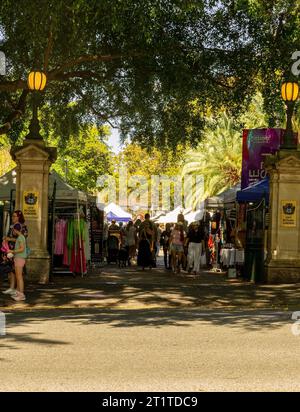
[113,142,185,209]
[0,0,299,149]
[49,125,113,193]
[114,142,185,177]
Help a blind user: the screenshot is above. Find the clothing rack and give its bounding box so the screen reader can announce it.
[53,212,86,277]
[50,193,87,277]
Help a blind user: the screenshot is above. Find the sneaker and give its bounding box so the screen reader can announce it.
[11,292,26,301]
[2,288,17,295]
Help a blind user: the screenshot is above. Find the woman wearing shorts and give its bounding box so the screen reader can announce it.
[8,223,27,301]
[170,223,185,274]
[2,210,28,296]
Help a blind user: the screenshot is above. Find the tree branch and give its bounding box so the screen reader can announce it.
[48,69,107,82]
[0,52,132,133]
[75,88,119,128]
[0,79,27,92]
[0,51,142,93]
[44,17,53,73]
[0,89,29,135]
[51,52,143,75]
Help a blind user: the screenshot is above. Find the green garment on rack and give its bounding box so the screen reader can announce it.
[67,218,86,250]
[67,219,75,250]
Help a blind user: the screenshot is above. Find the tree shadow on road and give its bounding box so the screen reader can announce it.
[2,266,300,311]
[2,307,293,334]
[0,265,299,340]
[0,329,70,351]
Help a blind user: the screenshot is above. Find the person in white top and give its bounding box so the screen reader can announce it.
[125,221,137,265]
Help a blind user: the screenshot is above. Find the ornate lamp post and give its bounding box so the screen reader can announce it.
[10,70,57,283]
[26,70,47,140]
[281,81,299,150]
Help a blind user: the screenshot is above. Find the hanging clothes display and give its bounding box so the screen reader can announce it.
[53,215,88,276]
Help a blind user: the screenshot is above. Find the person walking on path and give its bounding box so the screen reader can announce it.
[2,210,28,296]
[7,223,27,301]
[155,224,162,257]
[186,222,205,275]
[125,221,137,265]
[170,223,185,274]
[137,214,156,270]
[160,223,172,270]
[177,213,188,269]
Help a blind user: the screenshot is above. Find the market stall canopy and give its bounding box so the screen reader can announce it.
[185,202,205,224]
[0,169,17,201]
[205,183,241,209]
[49,170,87,202]
[236,178,269,204]
[156,206,188,224]
[152,211,166,221]
[106,211,131,223]
[0,169,87,202]
[104,202,132,222]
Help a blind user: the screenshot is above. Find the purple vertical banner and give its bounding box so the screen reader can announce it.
[241,128,283,190]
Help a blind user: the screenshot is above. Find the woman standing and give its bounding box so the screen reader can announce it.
[186,222,205,275]
[170,223,185,274]
[160,223,172,270]
[137,214,155,270]
[2,210,28,296]
[8,223,27,301]
[125,221,137,265]
[6,211,28,240]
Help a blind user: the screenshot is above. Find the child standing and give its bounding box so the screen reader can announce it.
[8,223,27,301]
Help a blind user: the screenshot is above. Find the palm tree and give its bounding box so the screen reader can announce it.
[183,112,242,207]
[240,92,268,129]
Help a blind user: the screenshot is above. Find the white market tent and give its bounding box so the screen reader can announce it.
[104,202,132,222]
[185,202,205,224]
[0,169,17,201]
[152,211,166,221]
[156,206,188,224]
[0,169,87,202]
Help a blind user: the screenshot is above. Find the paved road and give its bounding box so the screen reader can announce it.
[1,308,300,391]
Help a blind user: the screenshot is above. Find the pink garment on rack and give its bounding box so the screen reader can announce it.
[54,219,67,255]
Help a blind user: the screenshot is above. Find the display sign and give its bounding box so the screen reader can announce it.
[241,128,283,189]
[281,200,297,228]
[23,191,39,218]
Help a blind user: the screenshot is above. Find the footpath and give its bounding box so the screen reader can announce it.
[1,262,300,312]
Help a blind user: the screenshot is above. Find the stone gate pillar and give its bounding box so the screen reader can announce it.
[11,138,57,283]
[264,150,300,283]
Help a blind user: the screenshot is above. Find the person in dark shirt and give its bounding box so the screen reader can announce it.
[137,214,156,269]
[160,223,172,269]
[186,222,204,275]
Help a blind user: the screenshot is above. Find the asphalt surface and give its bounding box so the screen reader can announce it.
[1,308,300,391]
[1,263,300,391]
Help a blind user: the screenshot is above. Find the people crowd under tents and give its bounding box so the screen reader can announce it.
[105,212,207,275]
